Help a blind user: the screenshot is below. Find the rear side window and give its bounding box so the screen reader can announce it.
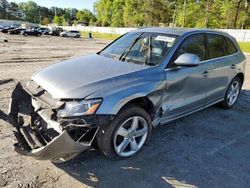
[171,33,206,63]
[207,34,227,59]
[225,37,238,55]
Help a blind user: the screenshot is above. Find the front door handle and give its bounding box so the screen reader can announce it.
[202,71,209,77]
[231,64,236,69]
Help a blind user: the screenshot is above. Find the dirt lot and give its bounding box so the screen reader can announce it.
[0,33,250,188]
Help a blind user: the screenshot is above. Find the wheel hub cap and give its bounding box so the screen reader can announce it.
[227,81,240,106]
[113,116,148,157]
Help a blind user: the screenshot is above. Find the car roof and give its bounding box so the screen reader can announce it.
[133,27,229,37]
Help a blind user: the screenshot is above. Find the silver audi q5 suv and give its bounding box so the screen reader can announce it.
[9,28,246,163]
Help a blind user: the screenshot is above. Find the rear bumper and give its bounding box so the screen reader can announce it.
[8,82,95,161]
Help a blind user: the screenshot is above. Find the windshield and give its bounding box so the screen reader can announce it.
[99,32,178,66]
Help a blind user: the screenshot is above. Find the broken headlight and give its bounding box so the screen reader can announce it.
[57,99,102,117]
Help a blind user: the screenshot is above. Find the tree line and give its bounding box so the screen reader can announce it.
[0,0,250,29]
[94,0,250,29]
[0,0,96,26]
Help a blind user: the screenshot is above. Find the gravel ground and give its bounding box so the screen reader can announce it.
[0,33,250,188]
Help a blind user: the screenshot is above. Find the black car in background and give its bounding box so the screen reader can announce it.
[38,27,50,35]
[8,28,26,35]
[22,29,42,37]
[1,26,16,33]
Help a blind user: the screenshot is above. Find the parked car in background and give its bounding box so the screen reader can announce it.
[22,29,42,37]
[8,28,26,35]
[1,26,16,33]
[9,28,245,163]
[60,30,81,38]
[49,27,63,36]
[38,27,50,35]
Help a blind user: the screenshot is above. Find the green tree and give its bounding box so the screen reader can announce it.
[41,17,50,25]
[123,0,144,27]
[0,0,9,19]
[76,9,96,22]
[19,1,40,23]
[94,0,113,26]
[111,0,125,27]
[53,15,66,25]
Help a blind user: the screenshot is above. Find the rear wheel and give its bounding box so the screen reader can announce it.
[220,76,242,109]
[97,106,152,159]
[36,33,41,37]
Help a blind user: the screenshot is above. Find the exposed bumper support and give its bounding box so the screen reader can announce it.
[8,82,95,161]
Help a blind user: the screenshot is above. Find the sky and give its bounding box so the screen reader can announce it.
[9,0,96,11]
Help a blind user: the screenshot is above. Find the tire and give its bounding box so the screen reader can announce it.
[97,105,152,160]
[36,33,41,37]
[220,76,242,109]
[24,33,28,36]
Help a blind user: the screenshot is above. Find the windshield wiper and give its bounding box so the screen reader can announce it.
[119,33,143,61]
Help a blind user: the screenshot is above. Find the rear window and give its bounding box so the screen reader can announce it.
[207,34,227,59]
[225,37,238,55]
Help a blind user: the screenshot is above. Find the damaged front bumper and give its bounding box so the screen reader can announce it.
[8,82,107,162]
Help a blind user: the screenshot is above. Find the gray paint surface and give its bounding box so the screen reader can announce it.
[32,28,246,123]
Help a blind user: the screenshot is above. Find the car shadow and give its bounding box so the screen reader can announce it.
[54,90,250,188]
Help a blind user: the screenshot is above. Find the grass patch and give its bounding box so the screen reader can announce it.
[239,42,250,53]
[80,31,121,40]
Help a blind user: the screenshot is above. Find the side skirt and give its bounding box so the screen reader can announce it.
[154,98,224,127]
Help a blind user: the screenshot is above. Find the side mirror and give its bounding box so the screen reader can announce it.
[174,53,200,67]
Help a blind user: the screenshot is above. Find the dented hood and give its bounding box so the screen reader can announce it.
[32,54,148,99]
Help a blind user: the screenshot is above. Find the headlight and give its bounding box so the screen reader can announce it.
[57,99,102,117]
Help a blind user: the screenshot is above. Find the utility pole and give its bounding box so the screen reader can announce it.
[241,0,250,29]
[172,1,177,27]
[182,0,187,27]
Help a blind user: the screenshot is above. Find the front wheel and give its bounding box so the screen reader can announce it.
[97,106,152,160]
[220,76,242,109]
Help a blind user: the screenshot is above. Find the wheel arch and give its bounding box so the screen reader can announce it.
[116,96,155,119]
[235,72,244,86]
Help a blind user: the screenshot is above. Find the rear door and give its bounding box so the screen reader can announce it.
[203,33,238,105]
[162,33,208,122]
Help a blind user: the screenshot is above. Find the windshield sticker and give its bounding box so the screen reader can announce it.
[155,36,175,43]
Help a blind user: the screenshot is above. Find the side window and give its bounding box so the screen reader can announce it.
[225,37,238,55]
[170,34,205,66]
[207,34,227,59]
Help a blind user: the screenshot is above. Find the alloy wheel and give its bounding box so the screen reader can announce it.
[113,116,148,157]
[227,80,240,106]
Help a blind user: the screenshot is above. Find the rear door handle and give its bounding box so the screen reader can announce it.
[231,64,235,69]
[202,71,209,77]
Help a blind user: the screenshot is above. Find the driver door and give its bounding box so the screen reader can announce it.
[161,33,208,122]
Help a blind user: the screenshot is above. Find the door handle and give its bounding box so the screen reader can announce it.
[231,64,236,69]
[202,71,209,77]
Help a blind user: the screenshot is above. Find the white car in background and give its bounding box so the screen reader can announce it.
[60,30,81,38]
